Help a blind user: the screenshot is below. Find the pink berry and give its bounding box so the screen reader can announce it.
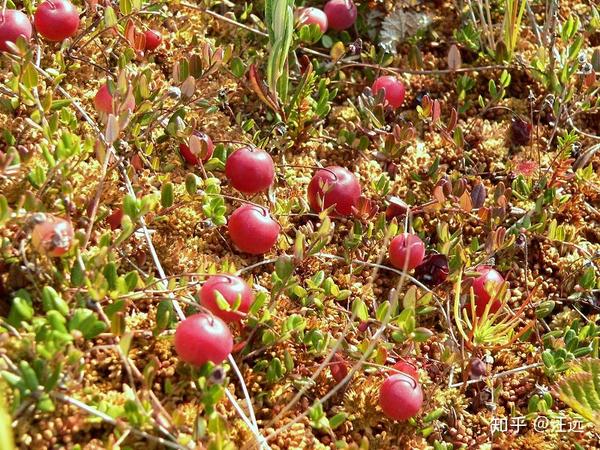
[144,29,161,51]
[174,313,233,366]
[372,76,406,109]
[379,373,423,421]
[297,7,328,33]
[470,265,505,316]
[31,215,74,257]
[94,83,135,114]
[179,131,214,165]
[225,147,275,194]
[307,166,361,216]
[389,233,425,271]
[0,10,32,52]
[390,360,418,380]
[323,0,357,31]
[34,0,79,42]
[228,204,280,255]
[200,274,254,323]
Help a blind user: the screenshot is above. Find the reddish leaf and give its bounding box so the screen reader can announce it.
[330,353,349,384]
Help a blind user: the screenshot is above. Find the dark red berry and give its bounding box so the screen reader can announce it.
[307,166,361,216]
[414,254,449,287]
[510,117,532,146]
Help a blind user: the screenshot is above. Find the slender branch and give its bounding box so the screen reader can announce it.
[448,362,543,388]
[52,393,187,450]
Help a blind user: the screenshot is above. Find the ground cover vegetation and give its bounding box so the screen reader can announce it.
[0,0,599,448]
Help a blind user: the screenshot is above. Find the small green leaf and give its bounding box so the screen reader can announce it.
[104,6,118,28]
[351,299,369,322]
[329,412,347,429]
[161,182,174,208]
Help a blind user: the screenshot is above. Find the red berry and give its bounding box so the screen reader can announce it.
[307,166,361,216]
[297,7,328,33]
[144,29,161,51]
[372,76,406,109]
[179,131,214,165]
[228,205,280,255]
[34,0,79,42]
[323,0,357,31]
[379,373,423,421]
[94,83,135,114]
[225,147,275,194]
[31,215,74,257]
[470,265,505,316]
[389,233,425,271]
[390,360,418,380]
[0,10,32,52]
[200,274,254,323]
[174,313,233,366]
[385,196,409,221]
[510,117,532,146]
[414,254,449,287]
[106,208,123,230]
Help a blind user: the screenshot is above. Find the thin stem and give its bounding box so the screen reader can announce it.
[52,393,186,450]
[223,389,271,450]
[448,362,542,388]
[26,58,266,447]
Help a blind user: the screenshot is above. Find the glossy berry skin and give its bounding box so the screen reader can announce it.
[307,166,361,216]
[414,254,449,287]
[200,274,254,323]
[0,10,32,53]
[297,7,328,33]
[390,360,418,380]
[34,0,79,42]
[379,373,423,421]
[228,205,280,255]
[94,84,135,114]
[372,76,406,109]
[31,216,73,257]
[144,29,162,51]
[174,313,233,367]
[389,233,425,271]
[324,0,357,31]
[179,131,214,165]
[225,147,274,194]
[471,265,505,316]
